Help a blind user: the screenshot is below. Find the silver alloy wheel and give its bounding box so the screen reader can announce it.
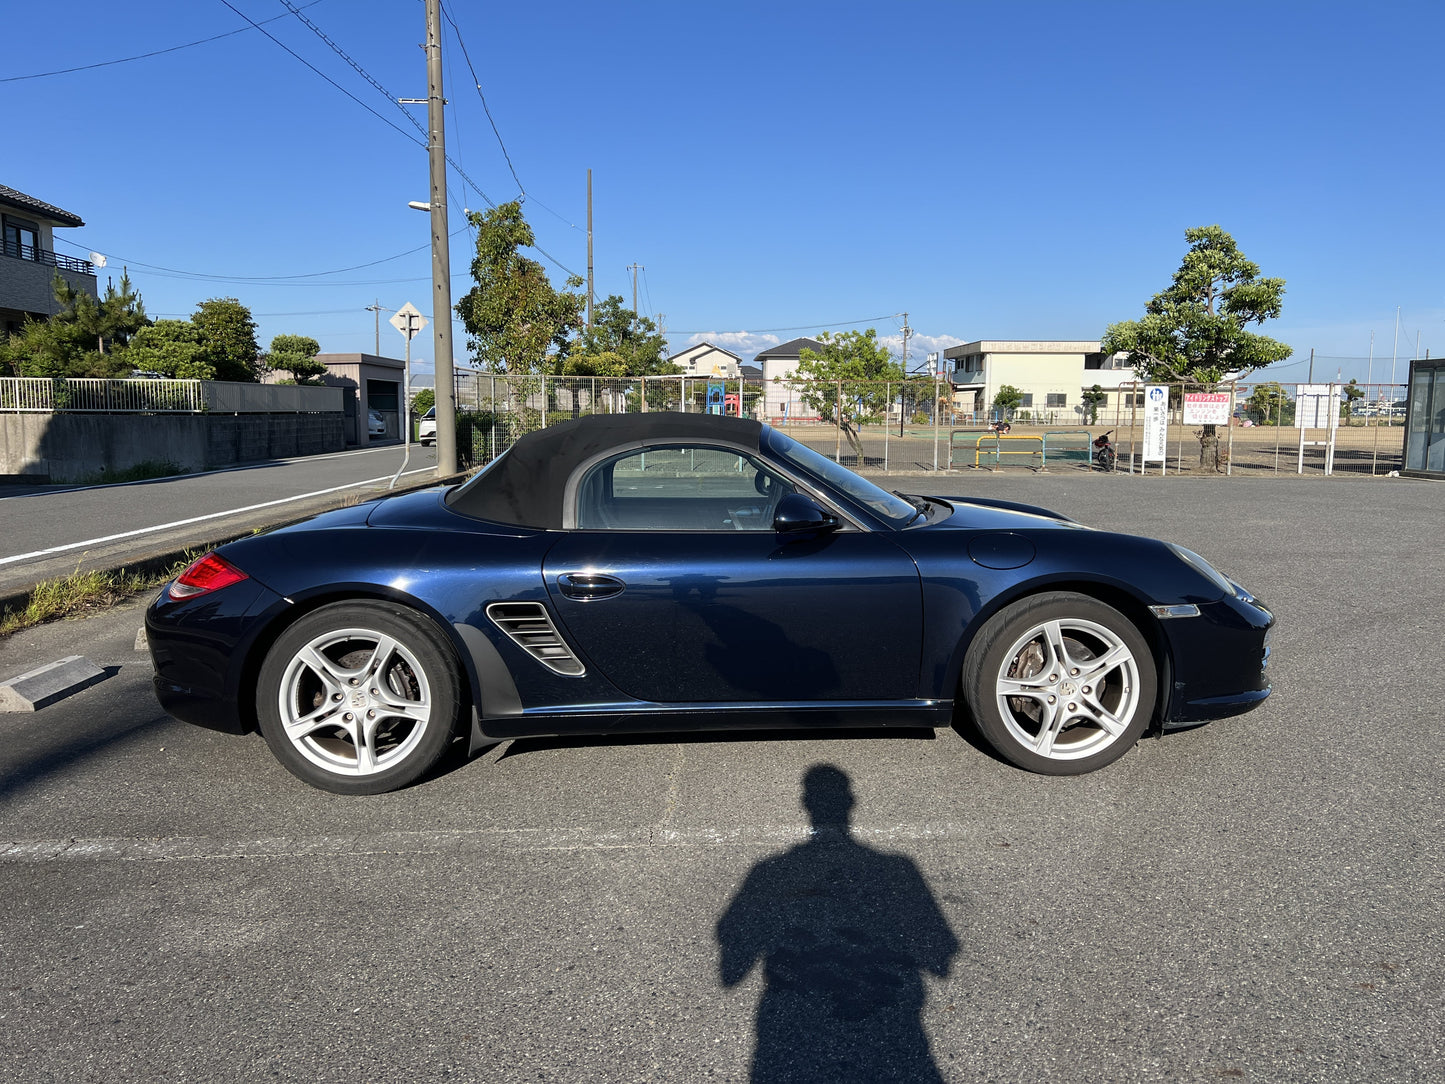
[993,616,1141,761]
[276,626,433,777]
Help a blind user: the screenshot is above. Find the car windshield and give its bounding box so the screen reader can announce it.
[765,428,919,527]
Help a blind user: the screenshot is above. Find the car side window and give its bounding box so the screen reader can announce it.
[576,445,795,531]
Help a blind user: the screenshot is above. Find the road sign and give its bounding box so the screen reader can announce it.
[390,302,427,341]
[1142,385,1169,464]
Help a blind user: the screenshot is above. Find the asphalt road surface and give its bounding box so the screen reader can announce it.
[0,443,439,597]
[1,473,1441,1083]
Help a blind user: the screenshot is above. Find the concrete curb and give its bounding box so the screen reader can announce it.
[0,655,108,712]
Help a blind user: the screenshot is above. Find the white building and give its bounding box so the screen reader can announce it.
[943,340,1142,423]
[755,337,824,423]
[668,342,743,379]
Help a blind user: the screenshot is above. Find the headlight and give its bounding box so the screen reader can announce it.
[1168,544,1236,598]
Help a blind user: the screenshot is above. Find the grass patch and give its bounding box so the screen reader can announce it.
[69,461,186,486]
[0,551,203,639]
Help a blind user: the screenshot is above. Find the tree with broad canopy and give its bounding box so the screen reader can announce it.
[1102,226,1290,472]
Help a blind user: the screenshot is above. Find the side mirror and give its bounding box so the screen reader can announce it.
[773,493,840,533]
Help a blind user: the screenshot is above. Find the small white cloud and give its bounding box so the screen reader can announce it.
[681,331,783,360]
[874,331,965,368]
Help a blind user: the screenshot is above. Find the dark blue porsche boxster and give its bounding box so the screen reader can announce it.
[146,413,1273,794]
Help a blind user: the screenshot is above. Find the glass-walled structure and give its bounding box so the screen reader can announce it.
[1403,358,1445,478]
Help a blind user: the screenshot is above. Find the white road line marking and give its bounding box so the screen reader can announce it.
[0,469,437,566]
[0,823,982,862]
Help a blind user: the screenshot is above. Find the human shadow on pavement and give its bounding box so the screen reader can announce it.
[715,764,960,1083]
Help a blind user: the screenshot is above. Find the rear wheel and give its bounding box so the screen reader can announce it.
[963,592,1155,774]
[257,602,462,794]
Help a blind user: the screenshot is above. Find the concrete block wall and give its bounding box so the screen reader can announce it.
[205,414,343,466]
[0,413,345,482]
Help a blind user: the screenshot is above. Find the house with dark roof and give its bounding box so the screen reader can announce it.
[1,184,97,337]
[754,336,824,423]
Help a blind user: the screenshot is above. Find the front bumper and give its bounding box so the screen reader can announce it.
[1161,590,1274,725]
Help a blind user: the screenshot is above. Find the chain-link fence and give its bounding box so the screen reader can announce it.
[443,372,1408,477]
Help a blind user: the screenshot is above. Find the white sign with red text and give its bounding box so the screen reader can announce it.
[1183,392,1231,426]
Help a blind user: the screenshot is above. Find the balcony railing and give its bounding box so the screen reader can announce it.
[1,239,94,275]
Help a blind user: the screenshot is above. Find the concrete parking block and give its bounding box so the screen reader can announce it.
[0,654,107,712]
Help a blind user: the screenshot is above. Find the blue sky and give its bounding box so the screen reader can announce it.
[6,0,1442,386]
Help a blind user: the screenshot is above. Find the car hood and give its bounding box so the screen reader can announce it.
[926,495,1088,532]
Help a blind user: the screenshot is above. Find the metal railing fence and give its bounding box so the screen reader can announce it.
[0,377,341,414]
[0,377,203,413]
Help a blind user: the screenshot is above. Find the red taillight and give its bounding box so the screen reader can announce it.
[169,552,249,599]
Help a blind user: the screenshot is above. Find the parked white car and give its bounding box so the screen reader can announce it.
[368,410,386,437]
[418,407,436,446]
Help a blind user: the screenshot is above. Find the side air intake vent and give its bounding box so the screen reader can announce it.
[485,602,586,676]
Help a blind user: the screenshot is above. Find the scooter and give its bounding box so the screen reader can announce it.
[1092,430,1117,472]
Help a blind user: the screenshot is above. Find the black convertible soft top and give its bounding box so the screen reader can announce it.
[445,412,766,529]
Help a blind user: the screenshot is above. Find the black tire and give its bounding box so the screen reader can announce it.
[962,592,1156,775]
[1096,447,1116,472]
[256,602,463,794]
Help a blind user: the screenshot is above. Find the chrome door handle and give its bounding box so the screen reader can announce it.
[557,573,625,600]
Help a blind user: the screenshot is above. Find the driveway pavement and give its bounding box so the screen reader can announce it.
[0,443,445,602]
[1,473,1440,1082]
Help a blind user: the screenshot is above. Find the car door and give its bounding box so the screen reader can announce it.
[541,443,923,704]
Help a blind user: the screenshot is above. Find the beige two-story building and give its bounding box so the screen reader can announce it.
[943,339,1142,423]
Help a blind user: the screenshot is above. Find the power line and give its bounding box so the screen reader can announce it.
[0,0,327,83]
[56,229,471,284]
[438,0,523,195]
[267,0,583,281]
[217,0,424,146]
[213,0,501,225]
[437,0,583,235]
[669,314,904,335]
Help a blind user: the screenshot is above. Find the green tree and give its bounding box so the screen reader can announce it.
[193,298,260,382]
[1082,384,1107,424]
[0,271,147,377]
[1342,378,1364,419]
[454,201,583,429]
[791,329,905,462]
[1245,382,1293,426]
[992,384,1023,417]
[94,270,148,354]
[563,296,674,376]
[411,387,435,416]
[126,319,211,378]
[1102,225,1290,471]
[265,334,325,384]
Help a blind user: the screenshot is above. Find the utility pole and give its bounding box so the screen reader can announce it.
[899,313,911,437]
[628,263,643,325]
[424,0,456,476]
[586,170,594,331]
[366,300,383,356]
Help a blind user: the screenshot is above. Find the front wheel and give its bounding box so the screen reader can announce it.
[1095,446,1116,472]
[256,602,462,794]
[962,592,1156,774]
